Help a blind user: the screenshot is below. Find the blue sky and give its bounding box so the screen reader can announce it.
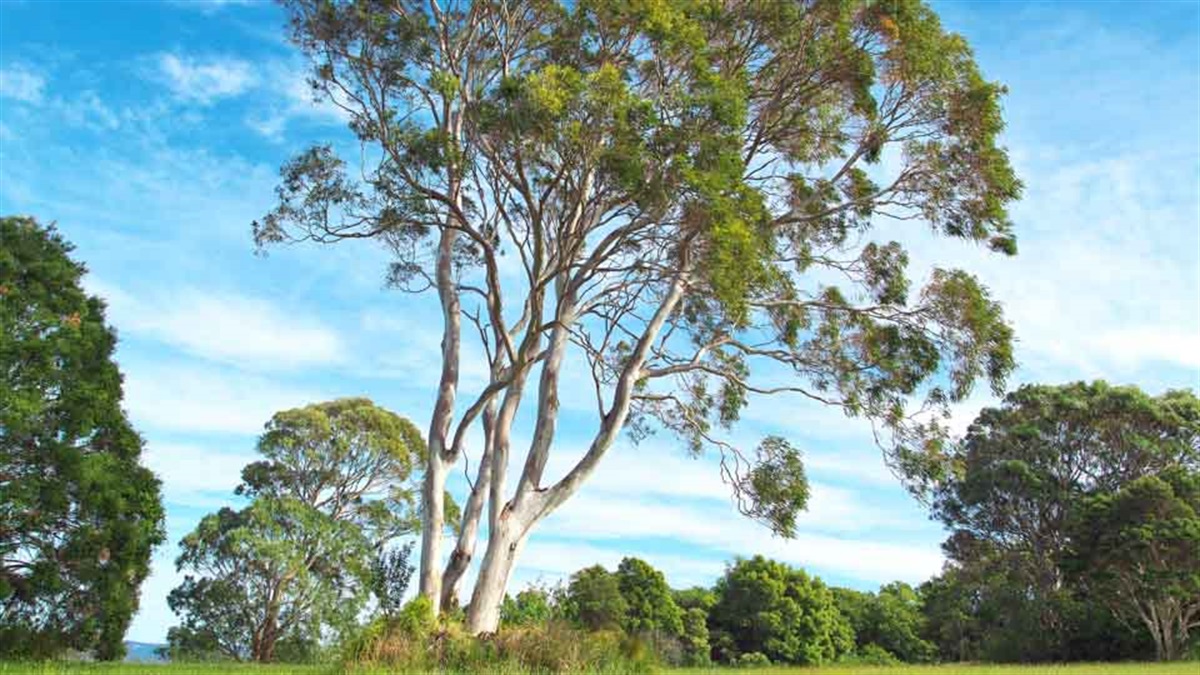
[2,0,1198,645]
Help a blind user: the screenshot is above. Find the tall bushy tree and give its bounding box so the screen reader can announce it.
[258,0,1021,631]
[927,381,1199,661]
[709,556,853,665]
[0,216,164,660]
[167,398,426,662]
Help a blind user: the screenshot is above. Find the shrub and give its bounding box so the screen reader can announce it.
[501,586,556,627]
[396,595,435,637]
[680,607,711,666]
[736,651,772,668]
[342,616,654,673]
[563,565,628,631]
[839,643,902,666]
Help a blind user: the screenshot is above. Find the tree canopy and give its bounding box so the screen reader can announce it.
[709,555,853,665]
[259,0,1023,632]
[0,216,164,660]
[615,556,684,637]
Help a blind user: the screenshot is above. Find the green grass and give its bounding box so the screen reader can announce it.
[2,663,1197,675]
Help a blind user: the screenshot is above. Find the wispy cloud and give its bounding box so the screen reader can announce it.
[155,53,256,105]
[143,441,257,508]
[121,361,325,434]
[245,64,352,141]
[0,63,45,103]
[90,281,344,371]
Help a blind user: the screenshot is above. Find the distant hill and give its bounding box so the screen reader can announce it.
[124,641,167,663]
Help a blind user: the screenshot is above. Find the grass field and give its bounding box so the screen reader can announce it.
[1,663,1196,675]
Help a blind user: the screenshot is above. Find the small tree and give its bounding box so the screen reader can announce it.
[564,565,627,632]
[1068,468,1200,661]
[0,216,164,660]
[168,399,426,662]
[500,585,556,627]
[372,541,416,620]
[680,607,712,666]
[864,582,936,663]
[709,556,853,665]
[167,499,369,662]
[260,0,1023,632]
[615,557,683,637]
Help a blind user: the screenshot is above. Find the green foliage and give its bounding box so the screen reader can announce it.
[840,643,903,666]
[923,382,1199,663]
[735,651,772,668]
[370,542,415,620]
[501,587,556,628]
[710,556,854,665]
[239,397,427,542]
[736,437,810,537]
[395,596,435,637]
[866,582,936,663]
[672,586,717,612]
[564,565,628,632]
[346,616,652,674]
[680,606,712,667]
[167,497,372,663]
[831,582,936,663]
[1068,468,1200,660]
[615,557,684,636]
[0,216,164,660]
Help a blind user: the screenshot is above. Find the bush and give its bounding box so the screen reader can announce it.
[396,595,436,636]
[343,616,654,673]
[736,651,771,668]
[501,586,556,627]
[838,643,902,666]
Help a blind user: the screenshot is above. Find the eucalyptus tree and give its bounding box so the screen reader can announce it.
[257,0,1021,632]
[0,216,164,660]
[168,398,426,662]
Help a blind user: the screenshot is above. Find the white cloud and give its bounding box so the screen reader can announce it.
[90,281,344,371]
[142,442,257,508]
[0,63,45,103]
[58,91,121,130]
[244,63,353,141]
[122,362,324,434]
[156,53,256,105]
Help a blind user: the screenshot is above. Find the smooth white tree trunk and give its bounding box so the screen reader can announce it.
[465,509,531,633]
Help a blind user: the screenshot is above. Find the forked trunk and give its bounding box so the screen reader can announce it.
[465,511,531,634]
[441,404,495,612]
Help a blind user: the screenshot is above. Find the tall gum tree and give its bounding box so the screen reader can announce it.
[255,0,1022,633]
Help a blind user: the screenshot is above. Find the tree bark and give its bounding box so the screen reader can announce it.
[418,227,461,614]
